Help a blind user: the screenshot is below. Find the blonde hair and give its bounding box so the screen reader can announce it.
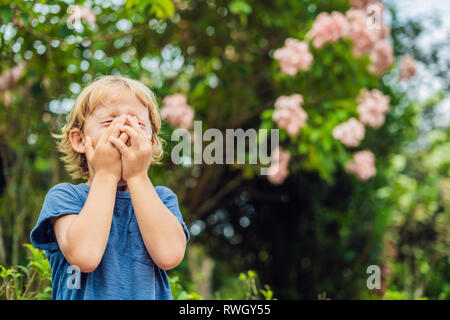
[52,75,164,181]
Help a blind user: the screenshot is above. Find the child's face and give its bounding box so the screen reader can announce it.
[83,92,153,184]
[84,93,152,146]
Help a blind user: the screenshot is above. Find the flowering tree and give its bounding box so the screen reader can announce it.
[264,1,397,184]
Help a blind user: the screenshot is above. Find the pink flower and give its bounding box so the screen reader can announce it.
[372,23,391,41]
[350,0,387,23]
[273,38,313,75]
[346,7,391,62]
[332,118,365,147]
[346,9,376,57]
[161,94,195,129]
[307,11,350,49]
[368,40,394,75]
[399,54,417,80]
[357,89,390,128]
[331,11,351,37]
[67,5,96,26]
[272,94,308,136]
[0,62,26,93]
[346,150,376,181]
[267,147,291,185]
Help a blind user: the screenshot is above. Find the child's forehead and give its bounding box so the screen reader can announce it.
[90,93,149,118]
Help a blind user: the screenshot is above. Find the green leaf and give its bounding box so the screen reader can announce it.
[229,0,252,15]
[0,265,7,278]
[127,0,174,19]
[125,0,140,9]
[16,265,30,279]
[177,291,190,300]
[260,120,272,130]
[247,270,256,278]
[149,0,175,19]
[260,288,273,300]
[0,6,13,24]
[57,24,72,38]
[261,109,273,120]
[188,292,204,300]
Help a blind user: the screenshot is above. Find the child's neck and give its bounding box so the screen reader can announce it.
[117,184,128,192]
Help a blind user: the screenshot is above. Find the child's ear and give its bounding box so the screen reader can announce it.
[69,128,86,154]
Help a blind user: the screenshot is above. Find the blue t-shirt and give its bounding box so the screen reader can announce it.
[30,182,190,300]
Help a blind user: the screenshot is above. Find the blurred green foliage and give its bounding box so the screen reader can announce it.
[0,244,51,300]
[377,127,450,299]
[0,244,274,300]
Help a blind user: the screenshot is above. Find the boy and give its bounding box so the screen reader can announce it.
[30,75,190,300]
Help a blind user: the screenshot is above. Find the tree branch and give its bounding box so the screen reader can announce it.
[193,173,245,220]
[13,12,154,46]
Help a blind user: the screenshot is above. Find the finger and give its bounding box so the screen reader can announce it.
[119,124,139,145]
[119,131,129,144]
[99,118,119,144]
[109,136,128,153]
[127,116,151,146]
[111,115,126,139]
[126,115,145,136]
[119,131,131,147]
[84,136,94,159]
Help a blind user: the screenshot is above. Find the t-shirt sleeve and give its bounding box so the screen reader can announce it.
[30,183,84,251]
[157,186,190,243]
